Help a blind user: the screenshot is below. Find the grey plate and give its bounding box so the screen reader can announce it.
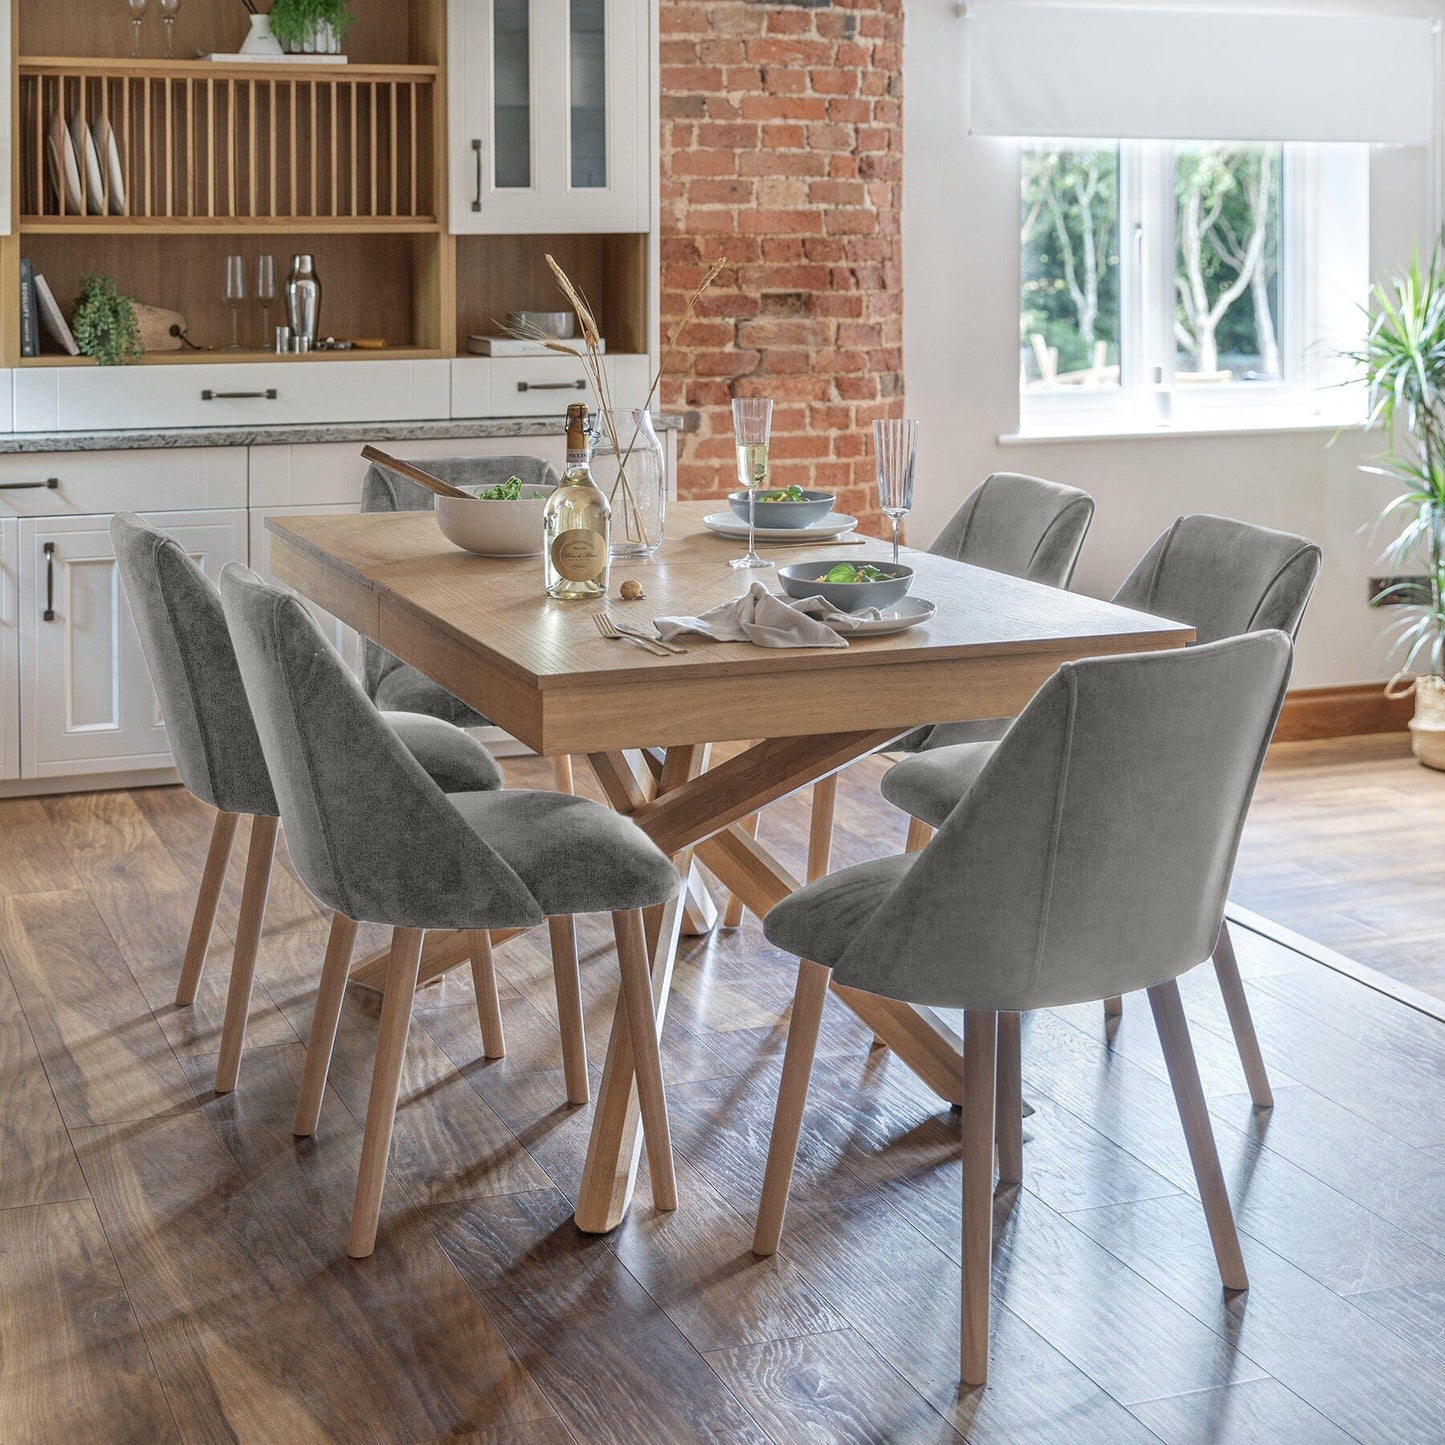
[702,510,858,542]
[776,594,937,636]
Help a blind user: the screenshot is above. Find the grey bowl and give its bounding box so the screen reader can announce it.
[728,488,836,529]
[778,559,914,614]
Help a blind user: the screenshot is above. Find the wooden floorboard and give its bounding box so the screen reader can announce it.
[1,749,1444,1440]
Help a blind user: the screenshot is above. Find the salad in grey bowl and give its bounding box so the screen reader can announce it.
[728,485,836,529]
[778,559,914,613]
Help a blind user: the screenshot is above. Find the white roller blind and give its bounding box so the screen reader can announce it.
[968,4,1435,145]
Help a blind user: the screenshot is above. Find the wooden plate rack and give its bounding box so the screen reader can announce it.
[17,59,439,229]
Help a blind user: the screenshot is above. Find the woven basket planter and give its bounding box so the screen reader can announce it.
[1388,672,1445,769]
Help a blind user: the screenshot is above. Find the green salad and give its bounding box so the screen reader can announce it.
[755,485,811,502]
[818,563,897,585]
[468,476,548,501]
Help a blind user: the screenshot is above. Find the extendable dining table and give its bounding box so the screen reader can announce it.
[266,501,1192,1232]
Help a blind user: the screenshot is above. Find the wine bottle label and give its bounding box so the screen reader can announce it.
[551,528,607,582]
[566,449,591,471]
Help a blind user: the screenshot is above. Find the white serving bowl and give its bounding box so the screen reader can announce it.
[435,488,555,557]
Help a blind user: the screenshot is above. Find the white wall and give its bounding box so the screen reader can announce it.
[904,0,1445,689]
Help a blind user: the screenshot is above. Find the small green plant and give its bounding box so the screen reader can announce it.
[71,273,142,367]
[265,0,357,51]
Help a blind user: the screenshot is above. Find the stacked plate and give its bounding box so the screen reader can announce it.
[701,511,859,544]
[48,111,126,217]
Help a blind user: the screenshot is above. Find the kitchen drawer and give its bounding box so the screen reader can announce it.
[0,372,13,433]
[250,435,568,507]
[452,355,652,419]
[14,359,452,433]
[0,447,247,518]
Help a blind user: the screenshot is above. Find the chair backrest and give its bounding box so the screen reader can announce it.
[110,512,277,816]
[834,632,1292,1013]
[361,455,559,700]
[1112,514,1321,644]
[928,472,1095,589]
[219,564,542,930]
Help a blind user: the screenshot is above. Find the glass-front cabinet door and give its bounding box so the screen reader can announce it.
[450,0,646,233]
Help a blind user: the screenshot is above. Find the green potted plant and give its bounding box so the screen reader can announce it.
[266,0,356,56]
[1350,246,1445,766]
[71,273,142,367]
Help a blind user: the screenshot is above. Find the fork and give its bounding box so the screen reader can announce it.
[603,613,689,654]
[593,613,672,656]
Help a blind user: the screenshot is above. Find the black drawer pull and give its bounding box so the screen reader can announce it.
[201,389,278,401]
[472,138,483,211]
[517,380,587,393]
[43,542,56,622]
[0,477,59,491]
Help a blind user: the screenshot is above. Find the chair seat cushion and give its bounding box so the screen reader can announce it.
[383,712,504,793]
[374,665,489,729]
[880,740,999,828]
[449,790,678,915]
[912,716,1010,752]
[762,854,917,967]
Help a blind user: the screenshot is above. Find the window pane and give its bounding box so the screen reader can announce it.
[1020,143,1122,392]
[493,0,531,190]
[570,0,607,188]
[1174,143,1282,383]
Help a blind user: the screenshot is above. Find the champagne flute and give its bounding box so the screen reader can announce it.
[127,0,148,58]
[730,397,774,571]
[873,418,918,566]
[257,254,276,346]
[159,0,180,59]
[224,255,246,352]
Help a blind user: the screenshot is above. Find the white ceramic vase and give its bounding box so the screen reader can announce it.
[239,15,285,55]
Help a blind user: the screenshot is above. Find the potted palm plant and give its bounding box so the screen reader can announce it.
[1352,247,1445,766]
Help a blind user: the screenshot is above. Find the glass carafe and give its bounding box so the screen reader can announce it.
[592,408,666,559]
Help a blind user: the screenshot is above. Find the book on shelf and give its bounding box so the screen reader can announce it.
[33,276,79,356]
[467,334,605,356]
[18,260,38,358]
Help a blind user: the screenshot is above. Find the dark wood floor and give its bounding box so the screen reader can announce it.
[2,746,1445,1442]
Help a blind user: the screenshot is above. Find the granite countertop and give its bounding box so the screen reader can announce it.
[0,415,686,455]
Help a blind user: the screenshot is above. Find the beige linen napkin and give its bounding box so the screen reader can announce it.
[654,581,882,649]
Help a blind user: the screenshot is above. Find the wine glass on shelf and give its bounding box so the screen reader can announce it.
[872,418,918,566]
[159,0,180,59]
[224,255,246,352]
[257,255,276,347]
[730,397,774,571]
[127,0,148,58]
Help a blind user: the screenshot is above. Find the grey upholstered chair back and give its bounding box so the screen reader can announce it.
[110,512,277,816]
[360,454,559,699]
[928,472,1095,588]
[1112,514,1321,645]
[836,632,1292,1012]
[219,564,541,931]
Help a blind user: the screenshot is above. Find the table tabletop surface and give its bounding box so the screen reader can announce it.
[266,502,1193,693]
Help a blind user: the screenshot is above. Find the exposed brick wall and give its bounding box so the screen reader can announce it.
[658,0,903,531]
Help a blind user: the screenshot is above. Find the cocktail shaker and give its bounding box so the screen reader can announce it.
[285,255,321,349]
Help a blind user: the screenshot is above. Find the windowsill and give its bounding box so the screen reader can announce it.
[1001,410,1369,446]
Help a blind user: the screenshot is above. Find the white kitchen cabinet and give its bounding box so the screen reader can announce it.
[18,509,247,780]
[0,446,247,518]
[0,518,18,780]
[448,0,648,233]
[451,353,651,419]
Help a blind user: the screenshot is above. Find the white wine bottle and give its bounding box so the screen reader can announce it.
[544,403,611,600]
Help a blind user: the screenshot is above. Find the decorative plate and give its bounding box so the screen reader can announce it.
[702,510,858,542]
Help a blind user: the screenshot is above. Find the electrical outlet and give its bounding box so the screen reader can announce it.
[1369,575,1431,607]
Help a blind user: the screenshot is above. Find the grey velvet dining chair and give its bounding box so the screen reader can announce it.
[360,453,577,793]
[754,630,1293,1385]
[219,563,681,1258]
[723,471,1095,927]
[880,513,1322,1106]
[111,512,508,1097]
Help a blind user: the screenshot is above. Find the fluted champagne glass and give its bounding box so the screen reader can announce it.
[730,397,774,570]
[159,0,180,59]
[257,255,276,346]
[127,0,148,57]
[873,418,918,566]
[224,255,245,352]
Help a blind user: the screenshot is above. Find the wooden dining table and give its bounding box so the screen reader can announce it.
[266,500,1192,1233]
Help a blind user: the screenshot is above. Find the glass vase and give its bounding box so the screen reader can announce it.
[593,408,666,558]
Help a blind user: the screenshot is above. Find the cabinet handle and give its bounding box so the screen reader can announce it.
[43,542,56,622]
[0,477,59,491]
[201,389,278,401]
[517,380,587,392]
[471,138,483,211]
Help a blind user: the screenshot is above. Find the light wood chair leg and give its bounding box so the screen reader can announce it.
[213,814,279,1095]
[723,812,762,928]
[904,816,933,853]
[552,754,575,794]
[175,809,240,1007]
[1147,978,1248,1292]
[293,911,359,1137]
[348,925,425,1260]
[548,914,589,1105]
[962,1009,998,1386]
[1212,922,1273,1109]
[613,908,677,1212]
[1103,995,1124,1017]
[753,957,832,1256]
[995,1011,1023,1185]
[467,929,506,1060]
[807,774,838,882]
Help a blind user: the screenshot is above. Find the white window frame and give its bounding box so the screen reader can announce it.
[1018,139,1367,439]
